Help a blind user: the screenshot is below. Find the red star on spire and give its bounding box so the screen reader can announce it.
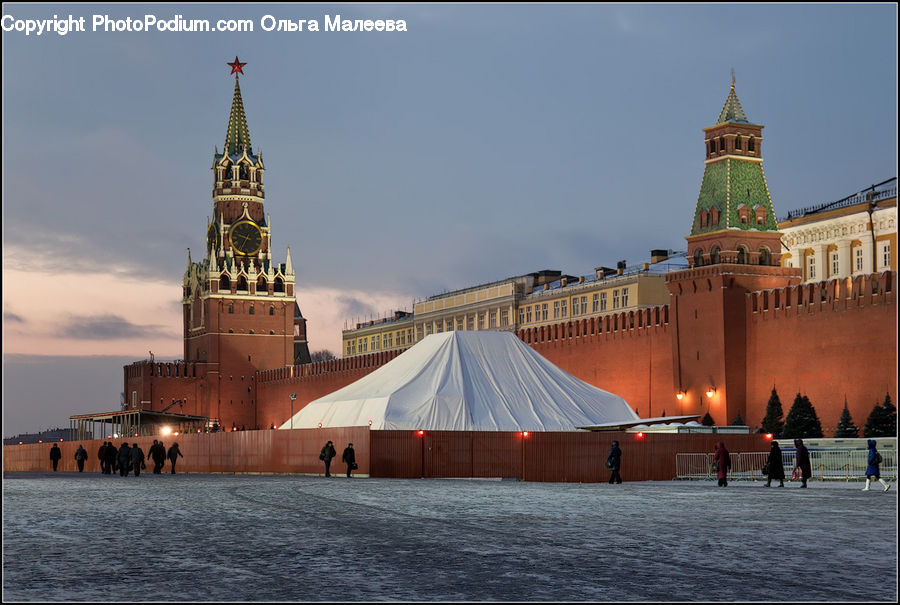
[227,56,247,75]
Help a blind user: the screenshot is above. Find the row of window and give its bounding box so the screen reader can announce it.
[707,135,755,155]
[347,328,415,356]
[220,276,285,292]
[803,242,892,280]
[216,163,261,185]
[227,304,276,315]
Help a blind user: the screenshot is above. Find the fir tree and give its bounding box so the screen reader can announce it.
[864,393,898,437]
[782,393,824,439]
[760,387,784,437]
[833,400,859,438]
[731,411,744,426]
[701,411,715,426]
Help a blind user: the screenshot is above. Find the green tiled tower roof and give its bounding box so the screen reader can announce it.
[691,159,778,235]
[224,76,252,156]
[716,83,749,125]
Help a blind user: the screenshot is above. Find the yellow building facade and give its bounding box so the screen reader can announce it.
[342,252,685,358]
[779,178,896,283]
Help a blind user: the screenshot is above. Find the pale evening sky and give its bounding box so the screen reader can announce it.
[2,3,896,436]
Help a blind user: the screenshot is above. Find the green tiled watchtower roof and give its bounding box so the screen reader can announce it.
[224,76,252,157]
[717,84,749,124]
[690,83,778,236]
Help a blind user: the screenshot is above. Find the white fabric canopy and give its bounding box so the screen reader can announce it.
[280,331,638,431]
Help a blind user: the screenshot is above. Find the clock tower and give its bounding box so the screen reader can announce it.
[181,58,311,427]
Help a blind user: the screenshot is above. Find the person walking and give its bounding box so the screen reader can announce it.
[793,438,812,488]
[130,443,145,477]
[74,444,88,472]
[319,441,337,477]
[117,442,132,477]
[98,442,108,474]
[862,439,892,492]
[167,442,183,474]
[606,440,623,484]
[765,441,785,487]
[49,443,62,471]
[714,441,731,487]
[151,440,167,474]
[104,442,118,475]
[342,443,357,478]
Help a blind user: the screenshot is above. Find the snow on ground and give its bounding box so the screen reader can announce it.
[2,472,897,602]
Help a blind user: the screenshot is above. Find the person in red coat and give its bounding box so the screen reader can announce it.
[714,441,731,487]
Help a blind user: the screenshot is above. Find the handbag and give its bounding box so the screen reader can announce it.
[319,453,325,461]
[351,462,358,470]
[762,463,769,475]
[605,458,614,469]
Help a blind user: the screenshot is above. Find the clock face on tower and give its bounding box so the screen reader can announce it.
[207,224,220,252]
[229,220,262,256]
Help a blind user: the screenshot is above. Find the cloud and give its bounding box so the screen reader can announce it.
[62,314,174,340]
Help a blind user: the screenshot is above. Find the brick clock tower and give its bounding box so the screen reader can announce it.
[181,57,311,427]
[666,77,801,426]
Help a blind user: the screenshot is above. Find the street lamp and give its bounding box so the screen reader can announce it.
[289,393,297,430]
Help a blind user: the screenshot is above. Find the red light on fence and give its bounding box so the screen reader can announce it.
[416,430,425,437]
[521,431,530,438]
[636,432,644,439]
[60,438,64,441]
[317,422,323,429]
[765,433,773,441]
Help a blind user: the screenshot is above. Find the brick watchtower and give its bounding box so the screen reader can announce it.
[666,78,802,426]
[180,58,311,427]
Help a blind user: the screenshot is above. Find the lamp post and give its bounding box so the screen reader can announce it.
[289,393,297,430]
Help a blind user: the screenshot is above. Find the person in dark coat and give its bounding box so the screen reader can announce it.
[320,441,337,477]
[49,444,62,471]
[104,442,118,475]
[98,442,108,474]
[151,440,167,474]
[167,442,183,474]
[342,443,357,478]
[714,441,731,487]
[765,441,785,487]
[863,439,891,492]
[117,442,132,477]
[74,445,88,472]
[606,440,622,484]
[130,443,145,477]
[793,438,812,488]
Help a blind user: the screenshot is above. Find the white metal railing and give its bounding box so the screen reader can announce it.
[675,449,898,481]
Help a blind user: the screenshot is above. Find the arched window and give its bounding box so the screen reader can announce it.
[737,246,747,264]
[748,136,755,152]
[239,163,250,181]
[735,135,741,150]
[220,275,231,290]
[237,276,248,291]
[759,247,771,266]
[710,246,721,265]
[699,209,708,228]
[693,248,704,267]
[257,277,266,292]
[269,306,275,316]
[274,277,284,293]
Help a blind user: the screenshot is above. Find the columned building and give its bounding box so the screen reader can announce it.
[778,177,897,283]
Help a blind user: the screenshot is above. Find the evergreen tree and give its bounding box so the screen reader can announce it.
[782,393,824,439]
[833,400,859,438]
[701,412,715,426]
[864,393,898,437]
[731,411,744,426]
[760,387,784,437]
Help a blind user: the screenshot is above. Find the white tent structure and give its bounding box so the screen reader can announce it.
[280,331,640,431]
